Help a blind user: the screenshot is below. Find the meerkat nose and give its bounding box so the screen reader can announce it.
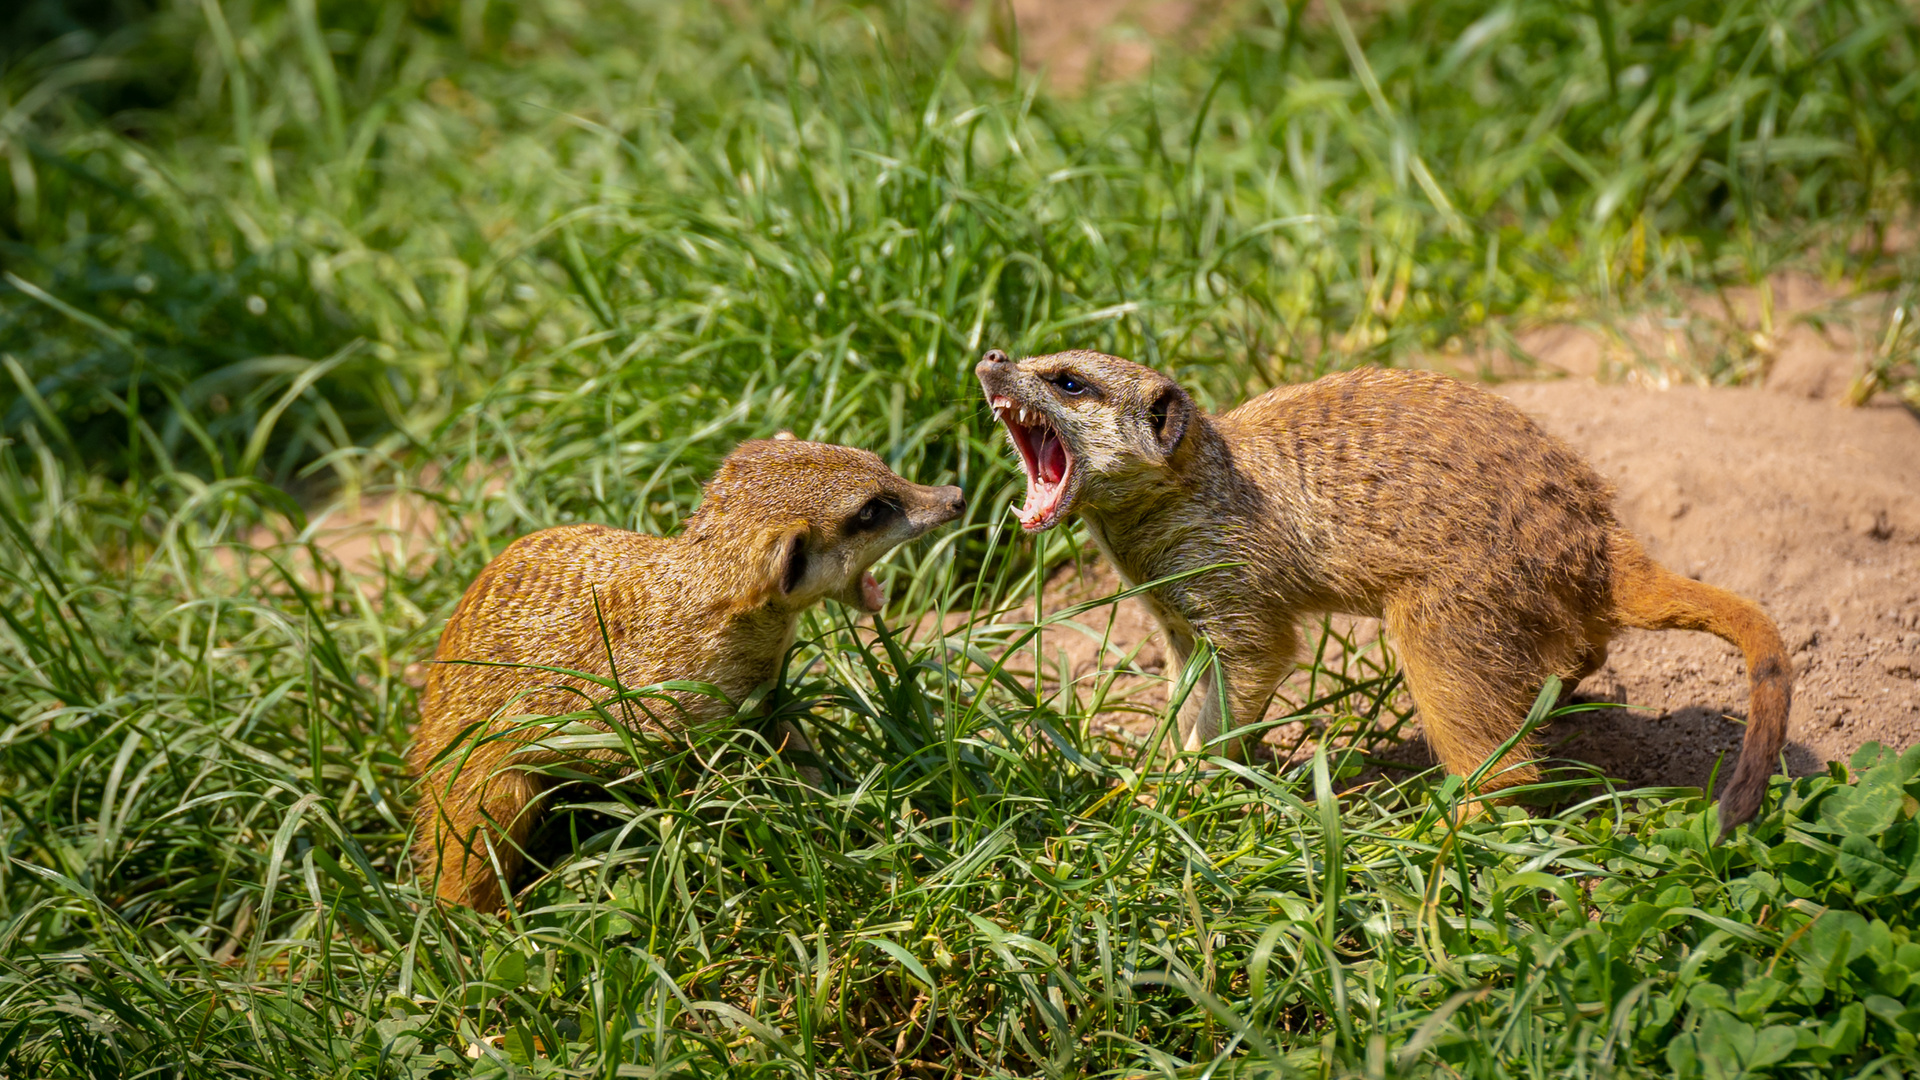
[982,348,1009,365]
[939,487,965,519]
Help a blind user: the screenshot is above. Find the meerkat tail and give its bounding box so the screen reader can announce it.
[1607,533,1792,838]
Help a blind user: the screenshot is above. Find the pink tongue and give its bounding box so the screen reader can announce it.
[860,571,885,611]
[1038,432,1068,484]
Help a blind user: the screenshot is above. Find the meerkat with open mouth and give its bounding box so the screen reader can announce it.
[977,348,1791,835]
[410,436,965,911]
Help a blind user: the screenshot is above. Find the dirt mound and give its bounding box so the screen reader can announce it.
[1022,363,1920,794]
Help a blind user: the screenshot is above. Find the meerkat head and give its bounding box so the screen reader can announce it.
[687,438,965,613]
[974,348,1195,531]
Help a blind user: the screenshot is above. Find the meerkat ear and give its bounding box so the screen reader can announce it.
[1146,381,1194,460]
[781,532,808,595]
[750,525,811,606]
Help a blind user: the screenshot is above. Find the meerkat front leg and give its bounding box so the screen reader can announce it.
[421,732,653,910]
[1164,624,1296,761]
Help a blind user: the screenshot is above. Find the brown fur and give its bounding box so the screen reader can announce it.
[976,350,1792,836]
[409,439,964,911]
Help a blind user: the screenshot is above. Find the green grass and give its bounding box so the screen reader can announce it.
[2,0,1920,1076]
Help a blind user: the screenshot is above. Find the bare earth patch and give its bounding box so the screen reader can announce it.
[968,0,1217,90]
[1446,270,1899,397]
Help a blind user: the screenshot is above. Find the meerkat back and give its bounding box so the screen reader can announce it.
[1218,369,1619,612]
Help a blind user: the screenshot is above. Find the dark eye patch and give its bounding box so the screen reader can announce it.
[848,496,898,532]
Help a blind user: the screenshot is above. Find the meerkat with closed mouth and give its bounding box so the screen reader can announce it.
[409,436,965,912]
[976,348,1791,835]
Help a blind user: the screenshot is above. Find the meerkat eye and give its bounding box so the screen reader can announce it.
[850,496,896,531]
[1050,373,1090,396]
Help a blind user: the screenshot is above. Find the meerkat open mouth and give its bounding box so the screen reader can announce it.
[990,395,1074,531]
[855,569,885,612]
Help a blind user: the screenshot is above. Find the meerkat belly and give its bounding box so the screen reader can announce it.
[1087,517,1298,646]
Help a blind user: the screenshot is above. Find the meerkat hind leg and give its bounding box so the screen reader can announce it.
[420,755,546,912]
[1384,602,1570,821]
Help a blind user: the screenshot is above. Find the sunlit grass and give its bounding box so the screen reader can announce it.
[2,0,1918,1075]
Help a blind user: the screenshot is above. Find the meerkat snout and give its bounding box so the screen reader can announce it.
[409,436,962,911]
[686,438,963,613]
[774,469,964,612]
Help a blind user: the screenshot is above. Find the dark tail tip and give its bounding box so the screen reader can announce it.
[1716,762,1769,840]
[1715,669,1791,841]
